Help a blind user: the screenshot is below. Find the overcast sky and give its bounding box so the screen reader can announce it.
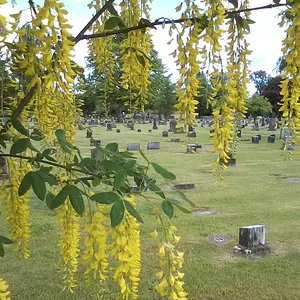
[2,0,286,93]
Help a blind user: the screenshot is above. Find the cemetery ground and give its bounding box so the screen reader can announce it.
[2,123,300,300]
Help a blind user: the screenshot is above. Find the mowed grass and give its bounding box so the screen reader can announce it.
[2,123,300,299]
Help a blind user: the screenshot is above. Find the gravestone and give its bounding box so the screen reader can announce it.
[237,129,242,138]
[116,129,120,133]
[147,142,160,150]
[91,147,99,161]
[252,121,259,131]
[173,183,195,190]
[86,130,92,138]
[162,131,168,137]
[188,124,193,132]
[106,123,112,131]
[90,138,101,146]
[268,135,275,143]
[239,225,265,248]
[148,129,152,133]
[261,118,266,126]
[137,129,142,132]
[127,143,140,151]
[268,117,277,131]
[188,131,196,138]
[153,118,158,130]
[169,119,177,132]
[257,134,262,140]
[252,136,259,144]
[171,138,180,142]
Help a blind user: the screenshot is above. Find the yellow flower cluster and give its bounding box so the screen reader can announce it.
[120,0,151,114]
[151,209,187,300]
[1,158,31,259]
[110,196,140,299]
[0,278,10,300]
[174,1,201,132]
[279,2,300,133]
[56,200,80,293]
[82,204,110,284]
[0,0,7,46]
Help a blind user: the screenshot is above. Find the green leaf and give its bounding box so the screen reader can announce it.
[104,16,120,30]
[139,149,149,164]
[37,170,58,186]
[55,129,66,141]
[10,138,30,154]
[79,158,96,168]
[31,172,47,200]
[228,0,238,8]
[0,243,4,258]
[147,180,165,199]
[151,163,176,180]
[46,192,55,209]
[124,200,143,223]
[27,141,39,152]
[11,118,29,136]
[91,192,121,204]
[102,160,121,173]
[162,200,174,218]
[175,190,196,208]
[92,177,101,187]
[69,185,84,215]
[168,199,191,214]
[30,132,43,141]
[110,200,125,227]
[107,3,118,16]
[49,185,70,209]
[123,160,136,171]
[0,235,13,244]
[55,129,75,154]
[106,143,118,153]
[114,170,125,190]
[19,171,33,196]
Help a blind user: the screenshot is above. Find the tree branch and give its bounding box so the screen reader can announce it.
[0,153,97,177]
[9,0,115,121]
[79,3,288,40]
[73,0,115,44]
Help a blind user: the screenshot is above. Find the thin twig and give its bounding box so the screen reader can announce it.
[0,153,96,176]
[79,3,288,41]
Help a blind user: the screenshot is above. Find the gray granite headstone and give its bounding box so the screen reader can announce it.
[86,130,92,138]
[268,135,275,143]
[147,142,160,150]
[169,119,177,132]
[127,143,140,151]
[252,136,259,144]
[162,131,168,137]
[171,138,180,142]
[107,123,112,131]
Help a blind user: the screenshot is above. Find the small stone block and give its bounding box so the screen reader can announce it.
[268,135,275,143]
[137,129,142,132]
[148,129,152,133]
[86,131,92,138]
[239,225,265,248]
[127,143,140,151]
[116,129,121,133]
[257,134,262,140]
[162,131,168,137]
[171,138,180,142]
[147,141,160,150]
[237,130,242,138]
[252,136,259,144]
[173,183,195,190]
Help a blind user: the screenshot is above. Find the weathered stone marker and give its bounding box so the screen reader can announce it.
[127,143,140,151]
[148,129,152,133]
[106,123,112,131]
[252,136,259,144]
[268,135,275,143]
[116,129,120,133]
[257,134,262,140]
[169,119,177,132]
[237,129,242,138]
[188,131,196,138]
[0,156,7,176]
[137,129,142,132]
[239,225,265,248]
[162,131,168,137]
[91,147,99,161]
[86,130,92,138]
[171,138,180,142]
[90,138,101,146]
[147,141,160,150]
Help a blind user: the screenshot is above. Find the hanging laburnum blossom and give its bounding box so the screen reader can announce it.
[110,196,141,299]
[173,1,202,132]
[119,0,151,114]
[279,1,300,141]
[0,278,10,300]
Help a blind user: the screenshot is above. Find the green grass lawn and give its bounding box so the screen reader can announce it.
[2,123,300,299]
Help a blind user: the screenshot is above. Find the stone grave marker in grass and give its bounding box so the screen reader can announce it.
[86,130,92,138]
[162,131,168,137]
[0,156,8,178]
[268,135,275,143]
[239,225,265,248]
[127,143,140,151]
[173,183,195,190]
[147,141,160,150]
[188,131,196,138]
[169,119,177,132]
[106,123,112,131]
[137,129,142,132]
[171,138,180,142]
[252,136,259,144]
[237,129,242,138]
[116,129,120,133]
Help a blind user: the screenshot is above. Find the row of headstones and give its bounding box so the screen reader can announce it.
[252,134,275,144]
